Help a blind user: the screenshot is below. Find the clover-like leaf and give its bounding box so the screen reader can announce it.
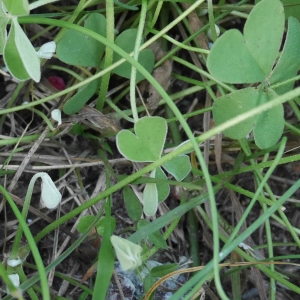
[269,17,300,95]
[56,13,106,67]
[63,78,101,115]
[155,167,170,203]
[4,18,40,82]
[112,28,155,82]
[212,87,265,140]
[116,116,167,162]
[253,90,284,149]
[207,0,284,83]
[162,155,191,181]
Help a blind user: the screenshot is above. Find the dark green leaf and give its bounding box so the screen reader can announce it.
[123,186,143,221]
[57,13,106,67]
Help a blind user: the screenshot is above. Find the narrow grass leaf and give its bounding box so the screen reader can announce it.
[93,206,114,300]
[137,219,168,249]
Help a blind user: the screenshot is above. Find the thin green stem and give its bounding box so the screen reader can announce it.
[130,0,148,122]
[10,173,43,258]
[97,0,115,111]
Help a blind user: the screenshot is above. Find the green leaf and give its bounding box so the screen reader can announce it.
[143,173,158,216]
[254,90,284,149]
[116,116,167,162]
[63,78,101,115]
[77,215,97,233]
[0,5,9,54]
[207,0,284,83]
[155,167,170,203]
[162,155,191,181]
[269,17,300,95]
[281,0,300,20]
[244,0,284,75]
[3,18,40,82]
[207,30,265,83]
[123,186,143,221]
[56,13,106,67]
[212,88,263,139]
[96,217,116,236]
[137,219,168,249]
[77,215,116,236]
[3,0,29,16]
[150,264,178,277]
[112,28,155,81]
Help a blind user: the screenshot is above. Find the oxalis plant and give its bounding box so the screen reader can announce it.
[207,0,300,149]
[116,116,191,216]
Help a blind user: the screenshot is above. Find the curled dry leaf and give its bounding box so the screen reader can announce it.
[139,41,173,110]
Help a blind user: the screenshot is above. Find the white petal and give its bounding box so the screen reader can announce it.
[7,258,22,267]
[51,109,62,126]
[8,274,20,287]
[37,41,56,59]
[111,235,142,272]
[40,173,61,209]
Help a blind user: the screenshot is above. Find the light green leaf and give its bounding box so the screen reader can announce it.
[207,0,284,83]
[212,88,264,140]
[112,28,155,81]
[123,186,143,221]
[143,172,158,216]
[207,30,265,83]
[3,0,29,16]
[63,78,101,115]
[3,18,40,82]
[162,155,191,181]
[269,17,300,94]
[254,90,284,149]
[116,117,167,162]
[77,215,97,233]
[244,0,284,75]
[155,167,170,203]
[56,13,106,67]
[0,4,9,54]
